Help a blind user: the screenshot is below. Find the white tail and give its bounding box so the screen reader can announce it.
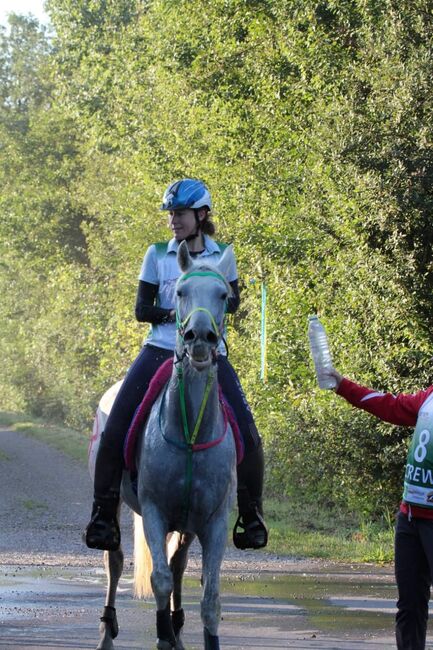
[133,513,153,598]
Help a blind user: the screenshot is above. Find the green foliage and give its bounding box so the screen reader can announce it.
[1,1,433,522]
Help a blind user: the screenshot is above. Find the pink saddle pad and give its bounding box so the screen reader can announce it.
[124,358,244,472]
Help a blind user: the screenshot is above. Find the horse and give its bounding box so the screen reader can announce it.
[88,240,237,650]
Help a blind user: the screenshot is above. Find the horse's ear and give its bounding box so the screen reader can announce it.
[216,244,234,279]
[178,240,193,273]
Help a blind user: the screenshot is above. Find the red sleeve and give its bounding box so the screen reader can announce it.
[336,378,433,427]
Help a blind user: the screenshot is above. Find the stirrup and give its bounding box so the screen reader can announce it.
[84,506,121,551]
[233,510,268,550]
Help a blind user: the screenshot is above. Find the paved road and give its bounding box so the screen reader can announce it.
[0,427,430,649]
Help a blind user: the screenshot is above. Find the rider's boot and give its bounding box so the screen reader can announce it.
[84,440,122,551]
[233,443,268,550]
[85,493,121,551]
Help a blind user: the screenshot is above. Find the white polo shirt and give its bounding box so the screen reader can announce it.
[138,236,237,352]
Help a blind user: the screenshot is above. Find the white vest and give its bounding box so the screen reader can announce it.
[403,393,433,508]
[138,237,237,352]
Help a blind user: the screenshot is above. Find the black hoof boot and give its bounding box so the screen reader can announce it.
[156,605,176,647]
[171,608,185,638]
[84,498,121,551]
[204,627,220,649]
[100,605,119,639]
[233,508,268,550]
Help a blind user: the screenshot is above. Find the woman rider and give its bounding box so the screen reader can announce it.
[85,178,268,552]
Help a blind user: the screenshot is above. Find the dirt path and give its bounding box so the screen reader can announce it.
[0,426,422,649]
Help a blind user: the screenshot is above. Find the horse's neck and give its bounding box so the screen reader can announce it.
[165,362,220,441]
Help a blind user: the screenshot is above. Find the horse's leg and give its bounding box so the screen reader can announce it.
[198,517,228,650]
[141,503,176,649]
[167,532,195,650]
[96,546,124,650]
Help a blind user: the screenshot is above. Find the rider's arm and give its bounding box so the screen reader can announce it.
[226,279,240,314]
[337,377,433,426]
[223,244,240,314]
[135,281,175,324]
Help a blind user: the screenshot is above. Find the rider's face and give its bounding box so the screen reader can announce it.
[168,208,199,241]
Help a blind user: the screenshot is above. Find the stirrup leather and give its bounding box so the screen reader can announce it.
[233,510,268,550]
[85,506,121,551]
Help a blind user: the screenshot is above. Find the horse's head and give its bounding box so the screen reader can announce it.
[175,240,233,370]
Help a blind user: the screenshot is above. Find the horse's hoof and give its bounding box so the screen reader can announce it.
[156,641,174,650]
[96,635,115,650]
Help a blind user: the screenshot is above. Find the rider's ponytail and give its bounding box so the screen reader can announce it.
[196,208,215,236]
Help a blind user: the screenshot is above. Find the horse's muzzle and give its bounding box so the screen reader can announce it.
[184,327,218,346]
[185,338,217,370]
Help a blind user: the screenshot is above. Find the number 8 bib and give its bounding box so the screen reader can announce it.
[403,394,433,507]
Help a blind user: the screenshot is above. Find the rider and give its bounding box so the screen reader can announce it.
[85,178,268,553]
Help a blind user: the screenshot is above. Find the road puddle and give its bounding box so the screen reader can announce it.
[181,571,397,636]
[0,563,412,648]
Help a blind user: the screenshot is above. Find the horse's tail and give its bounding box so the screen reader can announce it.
[133,512,153,598]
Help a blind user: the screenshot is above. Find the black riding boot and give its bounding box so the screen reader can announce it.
[233,442,268,550]
[84,436,122,551]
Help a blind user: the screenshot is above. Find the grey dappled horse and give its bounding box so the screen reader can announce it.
[89,241,237,650]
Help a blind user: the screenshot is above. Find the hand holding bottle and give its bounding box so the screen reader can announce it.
[321,366,343,390]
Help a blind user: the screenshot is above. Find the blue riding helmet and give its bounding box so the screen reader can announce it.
[161,179,212,211]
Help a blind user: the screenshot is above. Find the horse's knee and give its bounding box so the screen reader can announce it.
[151,567,173,608]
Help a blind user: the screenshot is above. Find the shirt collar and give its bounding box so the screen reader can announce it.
[167,235,219,256]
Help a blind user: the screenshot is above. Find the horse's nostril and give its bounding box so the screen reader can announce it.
[206,331,218,345]
[184,329,195,342]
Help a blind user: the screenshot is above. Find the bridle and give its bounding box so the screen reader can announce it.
[165,269,230,523]
[175,270,227,341]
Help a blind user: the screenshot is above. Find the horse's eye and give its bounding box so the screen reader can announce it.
[176,289,183,297]
[221,292,228,301]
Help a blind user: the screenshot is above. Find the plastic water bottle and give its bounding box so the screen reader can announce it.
[308,315,337,390]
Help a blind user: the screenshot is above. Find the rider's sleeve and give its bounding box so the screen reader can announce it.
[135,281,174,324]
[227,279,240,314]
[223,245,238,284]
[224,246,239,313]
[135,246,174,324]
[337,378,433,426]
[138,245,158,284]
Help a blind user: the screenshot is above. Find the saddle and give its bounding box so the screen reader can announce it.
[124,358,244,472]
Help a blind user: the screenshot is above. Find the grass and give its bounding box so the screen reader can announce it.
[22,498,48,512]
[0,410,89,464]
[262,498,394,563]
[0,409,394,564]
